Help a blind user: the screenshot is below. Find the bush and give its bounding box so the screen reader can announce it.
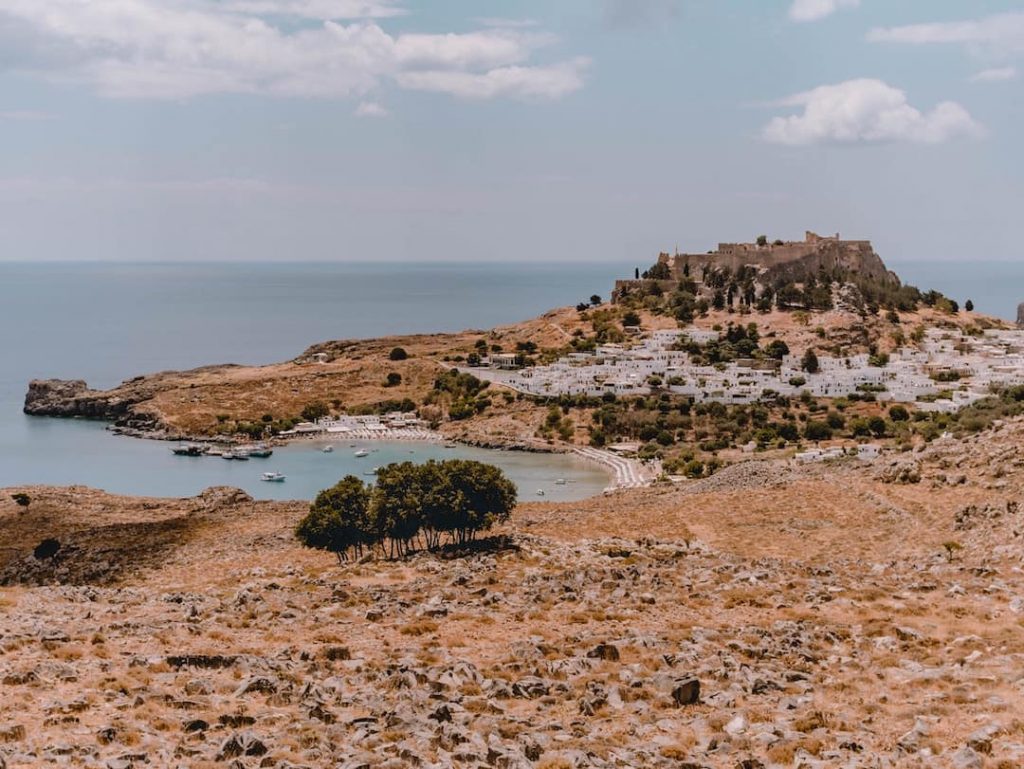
[11,492,30,508]
[889,405,910,422]
[803,421,832,442]
[301,401,330,422]
[389,347,408,361]
[385,372,402,388]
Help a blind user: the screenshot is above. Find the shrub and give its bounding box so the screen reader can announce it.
[389,347,408,361]
[803,421,832,442]
[301,401,330,422]
[11,493,30,508]
[889,405,910,422]
[385,372,402,388]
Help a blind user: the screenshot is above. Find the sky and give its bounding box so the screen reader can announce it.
[0,0,1021,263]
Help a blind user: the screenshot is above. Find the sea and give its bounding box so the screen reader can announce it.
[0,262,628,502]
[0,259,1020,501]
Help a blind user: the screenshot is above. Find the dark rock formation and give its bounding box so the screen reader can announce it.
[24,378,165,434]
[1017,302,1024,328]
[23,378,140,419]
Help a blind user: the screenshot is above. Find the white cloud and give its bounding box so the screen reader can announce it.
[762,78,984,146]
[222,0,405,19]
[789,0,860,23]
[0,0,586,102]
[971,66,1017,83]
[395,58,590,100]
[354,100,387,117]
[868,12,1024,58]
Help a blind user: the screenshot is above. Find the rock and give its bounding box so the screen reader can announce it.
[724,715,747,736]
[236,676,278,696]
[217,731,268,760]
[1017,302,1024,328]
[33,539,61,560]
[167,654,238,670]
[586,643,620,662]
[671,676,701,706]
[950,746,983,769]
[511,677,550,699]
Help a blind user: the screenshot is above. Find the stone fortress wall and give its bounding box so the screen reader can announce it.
[614,231,899,301]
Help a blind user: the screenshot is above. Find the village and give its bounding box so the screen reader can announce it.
[467,325,1024,414]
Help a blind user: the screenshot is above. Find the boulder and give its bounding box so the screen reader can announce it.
[671,676,701,706]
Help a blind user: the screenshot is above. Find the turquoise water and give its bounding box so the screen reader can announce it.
[0,262,626,501]
[0,260,1019,501]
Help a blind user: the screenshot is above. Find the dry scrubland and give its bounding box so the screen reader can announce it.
[4,417,1024,768]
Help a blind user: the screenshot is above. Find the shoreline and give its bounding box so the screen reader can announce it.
[105,420,641,494]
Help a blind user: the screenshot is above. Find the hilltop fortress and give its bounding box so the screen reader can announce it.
[614,231,899,301]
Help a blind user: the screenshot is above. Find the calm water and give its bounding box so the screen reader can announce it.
[0,262,626,501]
[0,260,1019,500]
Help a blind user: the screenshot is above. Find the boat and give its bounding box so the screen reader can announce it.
[171,444,204,457]
[223,450,250,461]
[322,445,334,453]
[354,449,369,458]
[246,445,273,458]
[261,472,286,482]
[536,489,546,496]
[555,478,567,486]
[444,443,457,449]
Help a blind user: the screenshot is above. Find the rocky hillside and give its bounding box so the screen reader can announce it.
[3,418,1024,767]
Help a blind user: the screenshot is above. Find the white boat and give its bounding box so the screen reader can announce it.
[261,472,286,482]
[354,449,369,458]
[322,445,334,453]
[555,478,567,485]
[536,489,546,496]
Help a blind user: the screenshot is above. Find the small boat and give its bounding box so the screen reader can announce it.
[261,472,286,482]
[354,449,369,458]
[536,489,546,496]
[247,445,273,458]
[444,443,457,449]
[171,444,204,457]
[322,445,334,453]
[223,451,250,461]
[555,479,567,486]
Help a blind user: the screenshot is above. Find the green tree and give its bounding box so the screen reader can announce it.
[868,415,888,438]
[803,421,832,442]
[801,349,820,374]
[431,460,517,546]
[301,401,330,422]
[371,462,429,557]
[764,339,790,360]
[889,405,910,422]
[756,235,768,247]
[295,476,372,562]
[590,294,602,306]
[385,372,402,387]
[964,299,974,312]
[622,310,641,327]
[389,347,408,361]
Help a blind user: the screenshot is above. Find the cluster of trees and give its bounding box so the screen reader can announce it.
[424,370,491,421]
[295,460,517,561]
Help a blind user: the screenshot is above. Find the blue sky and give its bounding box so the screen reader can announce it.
[0,0,1020,262]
